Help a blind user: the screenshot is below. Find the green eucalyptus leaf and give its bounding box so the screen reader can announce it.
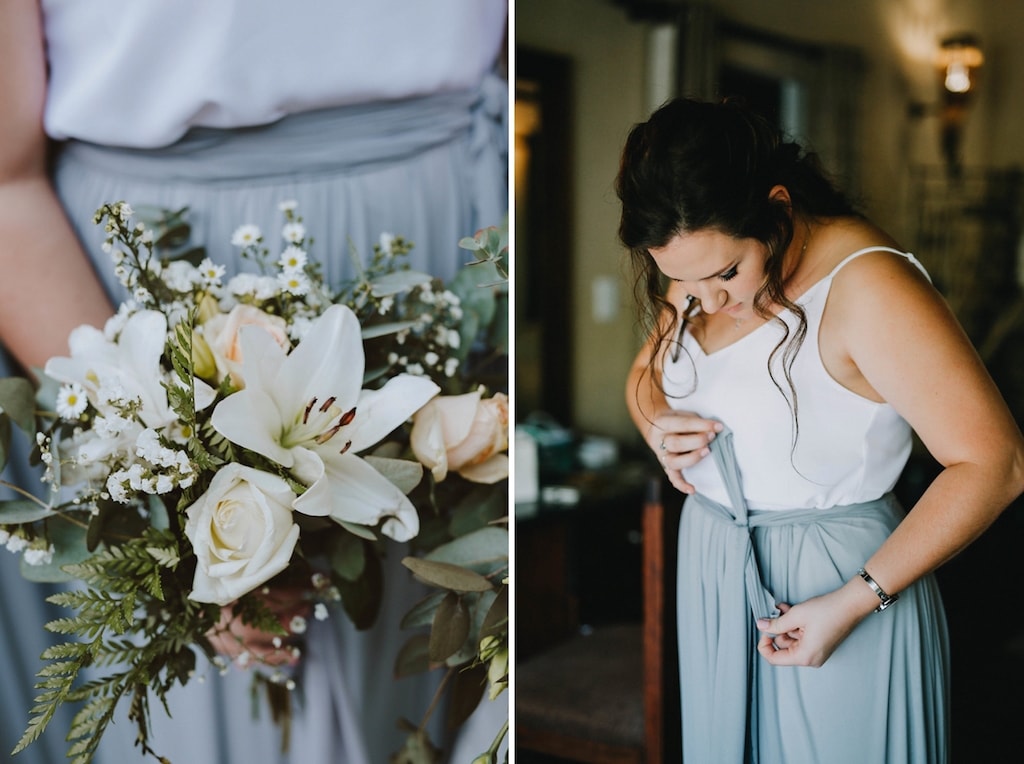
[394,633,431,678]
[0,414,10,470]
[429,591,469,663]
[449,487,508,537]
[34,371,61,412]
[446,588,497,667]
[400,589,447,630]
[328,532,366,582]
[333,519,377,541]
[364,455,423,495]
[0,377,37,435]
[369,271,432,297]
[425,527,508,574]
[480,586,508,640]
[336,547,382,630]
[448,663,488,731]
[0,499,57,524]
[402,557,493,592]
[147,495,170,531]
[488,291,509,355]
[20,513,92,583]
[361,320,419,340]
[450,267,497,326]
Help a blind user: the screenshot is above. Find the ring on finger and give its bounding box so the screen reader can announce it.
[659,439,667,451]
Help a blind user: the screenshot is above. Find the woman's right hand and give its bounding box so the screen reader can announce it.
[646,410,722,495]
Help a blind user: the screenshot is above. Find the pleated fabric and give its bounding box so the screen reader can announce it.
[676,429,950,763]
[0,77,507,764]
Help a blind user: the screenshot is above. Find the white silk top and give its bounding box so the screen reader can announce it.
[40,0,507,147]
[662,247,928,510]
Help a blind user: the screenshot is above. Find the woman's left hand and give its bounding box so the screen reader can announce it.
[754,579,878,667]
[207,586,312,667]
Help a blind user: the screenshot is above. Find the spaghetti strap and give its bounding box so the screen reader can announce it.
[828,246,931,282]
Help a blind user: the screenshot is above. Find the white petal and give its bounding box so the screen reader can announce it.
[293,453,420,541]
[282,304,365,410]
[211,389,295,467]
[458,453,510,484]
[348,375,440,453]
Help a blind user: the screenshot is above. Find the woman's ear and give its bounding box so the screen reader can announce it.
[768,184,792,207]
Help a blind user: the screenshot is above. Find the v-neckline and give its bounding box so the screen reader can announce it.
[687,273,832,357]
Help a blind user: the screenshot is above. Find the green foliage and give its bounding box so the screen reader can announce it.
[13,525,217,763]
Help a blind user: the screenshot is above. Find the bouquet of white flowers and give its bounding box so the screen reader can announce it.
[0,202,509,764]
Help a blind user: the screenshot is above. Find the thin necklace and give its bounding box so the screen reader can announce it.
[735,226,811,329]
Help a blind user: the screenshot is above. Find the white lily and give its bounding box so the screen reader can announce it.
[45,310,174,429]
[210,304,439,541]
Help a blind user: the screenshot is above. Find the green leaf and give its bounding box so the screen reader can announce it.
[333,519,377,541]
[425,527,508,573]
[364,455,423,495]
[480,586,508,640]
[328,531,366,582]
[449,487,508,537]
[0,376,37,435]
[360,319,419,340]
[447,663,488,731]
[336,547,383,630]
[447,589,497,667]
[0,498,56,523]
[0,413,10,470]
[400,589,447,630]
[429,592,469,663]
[402,557,494,592]
[394,633,431,678]
[20,514,91,583]
[148,494,170,531]
[369,271,432,297]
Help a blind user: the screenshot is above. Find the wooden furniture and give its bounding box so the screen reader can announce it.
[516,476,681,763]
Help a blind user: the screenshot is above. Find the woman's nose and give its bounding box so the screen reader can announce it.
[692,285,725,313]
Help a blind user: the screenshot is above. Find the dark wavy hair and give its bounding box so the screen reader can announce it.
[616,96,858,427]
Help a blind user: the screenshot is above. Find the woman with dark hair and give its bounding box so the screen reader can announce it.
[619,96,1024,763]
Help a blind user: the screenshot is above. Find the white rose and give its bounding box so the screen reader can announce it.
[410,391,509,483]
[203,304,290,387]
[184,464,300,606]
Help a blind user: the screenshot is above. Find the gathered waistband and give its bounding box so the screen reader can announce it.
[56,77,505,184]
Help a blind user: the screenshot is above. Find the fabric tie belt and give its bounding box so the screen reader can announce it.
[688,426,898,621]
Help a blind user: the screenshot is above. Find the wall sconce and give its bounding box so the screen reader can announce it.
[937,33,984,178]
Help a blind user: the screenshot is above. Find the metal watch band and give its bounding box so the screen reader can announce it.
[857,567,899,612]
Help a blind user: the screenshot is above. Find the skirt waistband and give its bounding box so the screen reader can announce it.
[57,82,498,184]
[688,491,901,530]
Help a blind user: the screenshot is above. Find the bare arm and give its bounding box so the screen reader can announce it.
[758,251,1024,665]
[0,0,115,374]
[625,280,721,494]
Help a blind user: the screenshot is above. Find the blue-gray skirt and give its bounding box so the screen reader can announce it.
[677,430,949,763]
[0,75,507,764]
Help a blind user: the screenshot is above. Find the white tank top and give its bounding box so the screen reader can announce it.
[662,247,928,510]
[41,0,507,148]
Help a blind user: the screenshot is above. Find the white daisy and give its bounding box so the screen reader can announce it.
[198,258,226,286]
[278,246,307,271]
[281,222,305,244]
[56,383,89,420]
[230,224,262,248]
[278,271,311,296]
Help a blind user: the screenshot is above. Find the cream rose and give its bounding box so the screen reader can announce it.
[184,463,300,606]
[203,304,290,387]
[410,391,509,483]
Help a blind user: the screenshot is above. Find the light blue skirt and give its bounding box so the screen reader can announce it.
[677,430,950,763]
[0,75,507,764]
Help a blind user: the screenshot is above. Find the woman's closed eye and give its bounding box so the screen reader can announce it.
[720,266,738,281]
